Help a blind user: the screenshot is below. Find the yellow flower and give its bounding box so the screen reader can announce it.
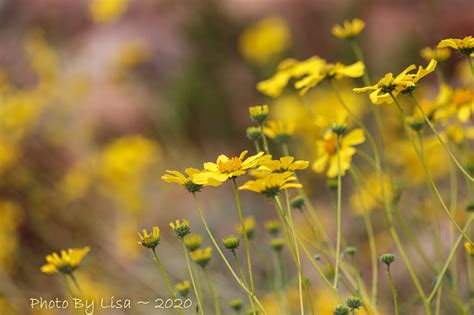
[162,168,219,192]
[312,128,365,178]
[420,46,451,62]
[434,88,474,123]
[193,151,265,186]
[170,219,190,239]
[249,105,269,123]
[465,242,474,256]
[239,172,302,198]
[235,216,257,239]
[183,233,203,252]
[257,156,309,174]
[239,16,291,64]
[295,61,365,95]
[190,247,212,267]
[257,57,326,97]
[353,59,437,104]
[331,18,365,39]
[350,173,393,215]
[175,280,191,297]
[89,0,129,23]
[138,227,160,249]
[264,120,295,143]
[41,247,90,274]
[438,36,474,56]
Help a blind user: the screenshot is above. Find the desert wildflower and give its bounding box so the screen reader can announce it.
[222,235,240,250]
[333,305,350,315]
[162,168,219,193]
[239,172,302,198]
[239,16,291,64]
[295,60,365,95]
[380,253,395,266]
[270,238,285,252]
[183,234,203,252]
[312,128,365,178]
[353,59,437,104]
[465,242,474,256]
[190,247,212,267]
[264,220,281,235]
[175,280,191,297]
[235,216,256,239]
[249,105,269,123]
[438,36,474,56]
[229,298,243,312]
[258,156,309,174]
[193,151,265,185]
[41,247,90,274]
[246,126,262,141]
[420,46,451,62]
[264,120,295,144]
[346,296,362,310]
[170,220,190,239]
[331,18,365,40]
[138,227,160,249]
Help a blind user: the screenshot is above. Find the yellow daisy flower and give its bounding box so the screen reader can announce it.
[420,46,451,62]
[434,88,474,123]
[190,247,212,267]
[239,172,302,198]
[193,151,265,185]
[331,18,365,40]
[258,156,309,173]
[438,36,474,56]
[264,120,295,144]
[162,168,220,192]
[138,227,160,249]
[353,59,437,104]
[41,247,90,274]
[312,128,365,178]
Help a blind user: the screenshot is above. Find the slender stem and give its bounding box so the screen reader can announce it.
[467,56,474,76]
[191,193,267,314]
[203,267,220,315]
[334,136,342,289]
[281,143,289,156]
[387,266,399,315]
[63,274,75,298]
[434,285,442,315]
[231,178,256,312]
[182,242,204,315]
[69,273,83,297]
[260,123,270,153]
[274,251,288,315]
[410,94,473,181]
[151,249,180,301]
[253,140,261,153]
[232,250,256,311]
[349,38,371,86]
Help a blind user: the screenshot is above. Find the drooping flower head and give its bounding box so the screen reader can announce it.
[138,227,161,249]
[264,120,295,144]
[41,247,90,274]
[193,151,266,186]
[312,128,365,178]
[438,36,474,56]
[162,168,219,193]
[239,172,302,198]
[353,60,437,104]
[331,18,365,40]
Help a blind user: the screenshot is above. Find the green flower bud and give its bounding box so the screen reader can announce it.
[183,233,202,251]
[333,305,350,315]
[345,246,357,257]
[222,235,240,250]
[270,238,285,252]
[246,127,262,141]
[290,195,305,210]
[264,220,280,236]
[379,253,395,266]
[175,280,190,297]
[346,296,362,310]
[228,298,243,311]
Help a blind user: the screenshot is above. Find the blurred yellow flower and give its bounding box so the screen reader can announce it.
[41,247,90,274]
[0,201,23,271]
[193,151,265,186]
[354,60,437,104]
[162,168,219,192]
[350,173,392,215]
[434,88,474,123]
[89,0,129,23]
[113,40,150,79]
[239,16,291,64]
[239,172,302,198]
[420,46,451,62]
[312,128,365,178]
[331,18,365,39]
[59,161,93,201]
[235,216,256,238]
[138,227,161,249]
[438,36,474,56]
[264,120,295,144]
[257,156,309,173]
[190,247,212,267]
[465,242,474,256]
[249,104,269,123]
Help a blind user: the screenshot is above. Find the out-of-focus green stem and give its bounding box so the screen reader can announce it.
[203,267,220,315]
[181,242,204,315]
[333,136,342,289]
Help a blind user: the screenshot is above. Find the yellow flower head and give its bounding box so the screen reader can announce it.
[295,60,365,95]
[435,88,474,123]
[41,247,90,275]
[239,16,291,64]
[169,219,190,239]
[239,172,302,198]
[331,18,365,40]
[175,280,191,297]
[312,128,365,178]
[420,46,451,62]
[257,156,309,174]
[138,227,160,249]
[89,0,129,23]
[235,216,257,239]
[193,151,266,186]
[162,168,219,193]
[257,57,326,98]
[190,246,212,267]
[264,120,295,144]
[465,242,474,256]
[438,36,474,56]
[183,233,203,252]
[249,105,269,123]
[353,59,437,104]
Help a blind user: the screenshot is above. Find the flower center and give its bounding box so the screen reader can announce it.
[218,157,242,173]
[323,136,337,155]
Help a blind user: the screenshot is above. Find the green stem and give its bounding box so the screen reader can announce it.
[349,38,371,86]
[273,251,288,315]
[232,250,256,312]
[253,140,261,153]
[182,242,204,315]
[387,267,399,315]
[203,267,220,315]
[435,285,442,315]
[63,274,75,298]
[281,143,289,156]
[260,123,270,153]
[69,273,83,297]
[191,193,267,314]
[334,136,342,289]
[467,56,474,76]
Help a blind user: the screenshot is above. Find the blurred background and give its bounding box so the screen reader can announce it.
[0,0,473,314]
